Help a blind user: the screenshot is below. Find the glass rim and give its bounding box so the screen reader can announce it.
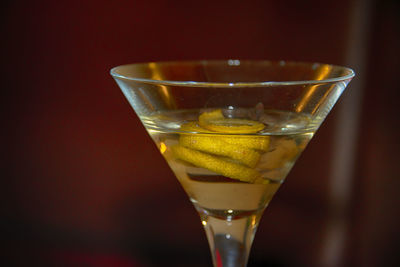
[110,60,355,88]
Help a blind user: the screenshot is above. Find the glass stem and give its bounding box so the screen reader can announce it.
[198,209,264,267]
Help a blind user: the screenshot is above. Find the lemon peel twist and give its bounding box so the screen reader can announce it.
[180,135,261,168]
[173,109,270,183]
[172,145,262,183]
[181,122,270,152]
[199,109,266,134]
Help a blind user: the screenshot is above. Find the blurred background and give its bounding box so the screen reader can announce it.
[2,0,399,266]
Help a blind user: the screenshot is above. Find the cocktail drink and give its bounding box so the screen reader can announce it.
[111,61,354,266]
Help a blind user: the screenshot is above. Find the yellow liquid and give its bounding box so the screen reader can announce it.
[142,109,316,219]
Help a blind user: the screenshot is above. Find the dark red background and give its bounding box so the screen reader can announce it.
[3,0,399,266]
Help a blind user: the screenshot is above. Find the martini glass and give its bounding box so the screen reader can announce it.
[110,60,354,267]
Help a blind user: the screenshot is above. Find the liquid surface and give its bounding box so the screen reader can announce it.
[141,108,317,219]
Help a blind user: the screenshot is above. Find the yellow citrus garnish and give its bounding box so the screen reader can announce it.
[180,121,212,133]
[179,135,261,168]
[180,122,270,152]
[171,145,263,183]
[200,118,266,133]
[220,135,270,152]
[173,109,271,183]
[198,109,225,122]
[198,109,265,134]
